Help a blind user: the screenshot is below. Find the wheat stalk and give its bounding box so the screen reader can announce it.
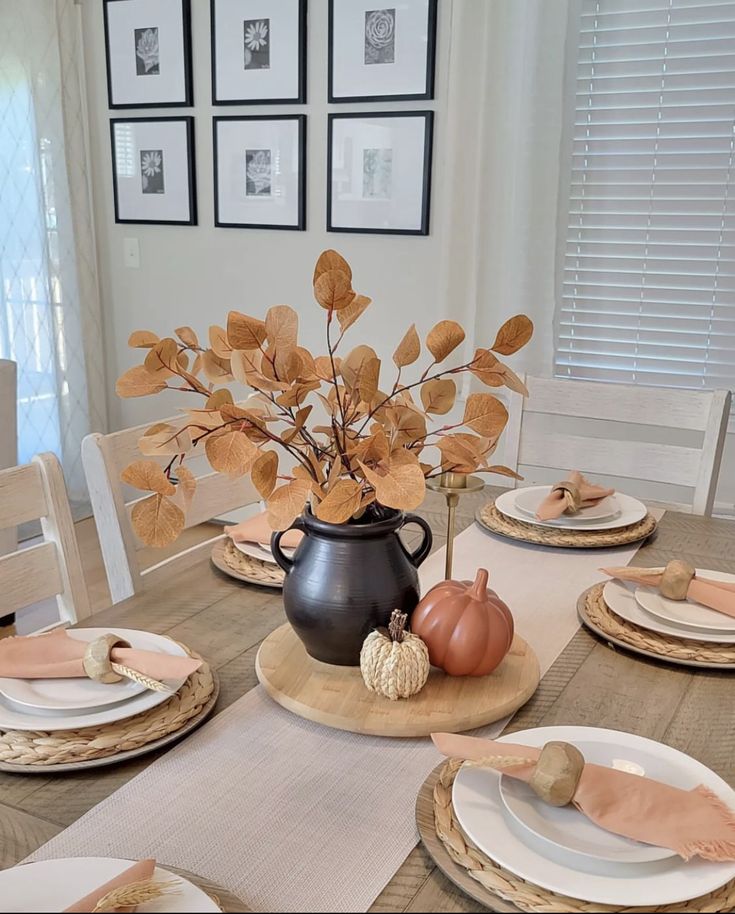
[91,877,180,911]
[111,662,172,693]
[466,755,535,771]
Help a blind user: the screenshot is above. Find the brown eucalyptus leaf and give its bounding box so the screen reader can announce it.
[437,433,489,473]
[205,430,259,476]
[186,407,224,429]
[393,324,421,368]
[121,460,175,496]
[420,378,456,415]
[266,479,311,531]
[144,338,179,377]
[191,353,203,376]
[251,450,278,499]
[138,423,192,457]
[265,305,298,352]
[175,465,197,508]
[426,320,465,363]
[175,326,199,348]
[314,269,354,311]
[469,348,503,387]
[293,404,313,433]
[313,249,352,285]
[227,311,267,351]
[131,494,185,548]
[116,365,168,399]
[202,349,233,383]
[230,348,261,382]
[273,347,303,384]
[498,363,529,396]
[327,455,342,489]
[359,452,425,511]
[463,393,509,438]
[128,330,159,349]
[354,428,390,465]
[341,345,380,403]
[484,464,523,479]
[177,351,190,371]
[209,325,232,359]
[276,379,320,408]
[337,294,371,332]
[314,355,340,382]
[386,405,427,444]
[206,389,234,410]
[491,314,533,355]
[316,478,362,524]
[295,347,317,381]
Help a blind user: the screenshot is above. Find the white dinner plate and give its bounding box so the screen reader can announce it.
[500,737,675,864]
[0,857,220,912]
[232,538,295,564]
[514,488,621,522]
[0,629,189,731]
[635,570,735,634]
[604,581,735,644]
[452,726,735,906]
[0,628,182,712]
[495,487,647,531]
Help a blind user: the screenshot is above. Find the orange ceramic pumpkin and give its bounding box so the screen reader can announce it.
[410,569,514,676]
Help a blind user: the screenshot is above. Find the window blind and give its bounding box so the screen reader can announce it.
[555,0,735,393]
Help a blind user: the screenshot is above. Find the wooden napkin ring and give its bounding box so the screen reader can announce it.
[83,634,131,684]
[528,741,585,807]
[552,481,582,514]
[660,560,695,600]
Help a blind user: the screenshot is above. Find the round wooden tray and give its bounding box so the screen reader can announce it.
[255,623,540,738]
[211,539,283,589]
[167,865,250,912]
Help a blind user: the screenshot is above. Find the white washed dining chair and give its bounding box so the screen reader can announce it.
[82,414,260,604]
[0,453,91,629]
[0,360,17,561]
[503,376,731,516]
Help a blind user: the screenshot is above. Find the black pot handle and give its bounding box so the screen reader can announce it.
[270,517,305,574]
[400,513,433,568]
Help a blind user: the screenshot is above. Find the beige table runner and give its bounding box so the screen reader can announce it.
[29,515,662,912]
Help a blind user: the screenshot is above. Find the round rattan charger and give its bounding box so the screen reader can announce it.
[0,647,218,772]
[578,582,735,670]
[476,503,657,548]
[416,759,735,913]
[211,538,284,589]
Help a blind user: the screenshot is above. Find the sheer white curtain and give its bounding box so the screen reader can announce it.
[0,0,106,507]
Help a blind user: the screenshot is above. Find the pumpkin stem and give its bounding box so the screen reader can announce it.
[470,568,489,600]
[388,609,408,643]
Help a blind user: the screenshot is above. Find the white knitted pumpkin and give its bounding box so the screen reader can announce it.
[360,610,430,701]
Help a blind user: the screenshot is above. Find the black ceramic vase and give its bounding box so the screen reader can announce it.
[270,506,433,666]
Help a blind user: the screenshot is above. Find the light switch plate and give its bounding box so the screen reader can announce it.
[123,237,140,268]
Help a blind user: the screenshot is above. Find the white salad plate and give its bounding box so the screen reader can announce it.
[603,581,735,644]
[495,487,647,531]
[499,736,676,864]
[0,629,189,731]
[634,570,735,634]
[514,488,620,522]
[233,539,295,564]
[0,857,220,913]
[452,725,735,906]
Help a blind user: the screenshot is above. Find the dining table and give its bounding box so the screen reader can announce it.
[1,487,734,913]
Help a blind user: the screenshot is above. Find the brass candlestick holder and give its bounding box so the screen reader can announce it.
[426,472,485,580]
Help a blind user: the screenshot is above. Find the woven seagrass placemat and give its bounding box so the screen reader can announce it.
[211,539,284,589]
[417,759,735,913]
[578,582,735,670]
[477,502,658,549]
[0,649,218,772]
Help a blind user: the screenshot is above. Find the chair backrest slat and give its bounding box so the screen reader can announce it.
[0,464,48,528]
[0,542,63,616]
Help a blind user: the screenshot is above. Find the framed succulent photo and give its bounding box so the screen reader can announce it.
[211,0,307,104]
[110,117,197,225]
[103,0,193,108]
[213,115,306,230]
[328,0,437,102]
[328,111,433,235]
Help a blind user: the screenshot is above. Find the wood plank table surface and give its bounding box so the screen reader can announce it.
[2,488,734,912]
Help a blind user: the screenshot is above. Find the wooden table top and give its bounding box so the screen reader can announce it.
[2,489,734,913]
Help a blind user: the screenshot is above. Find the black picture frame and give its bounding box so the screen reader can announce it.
[213,114,306,231]
[328,0,437,103]
[103,0,193,109]
[327,111,433,236]
[110,116,198,226]
[211,0,307,105]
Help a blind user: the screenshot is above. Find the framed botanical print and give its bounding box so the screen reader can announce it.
[328,0,437,102]
[328,111,433,235]
[103,0,193,108]
[213,115,306,230]
[211,0,307,104]
[110,117,197,225]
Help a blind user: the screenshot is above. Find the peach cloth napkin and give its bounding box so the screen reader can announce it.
[536,470,615,521]
[433,733,735,861]
[0,629,201,680]
[225,510,303,549]
[603,565,735,620]
[63,858,156,912]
